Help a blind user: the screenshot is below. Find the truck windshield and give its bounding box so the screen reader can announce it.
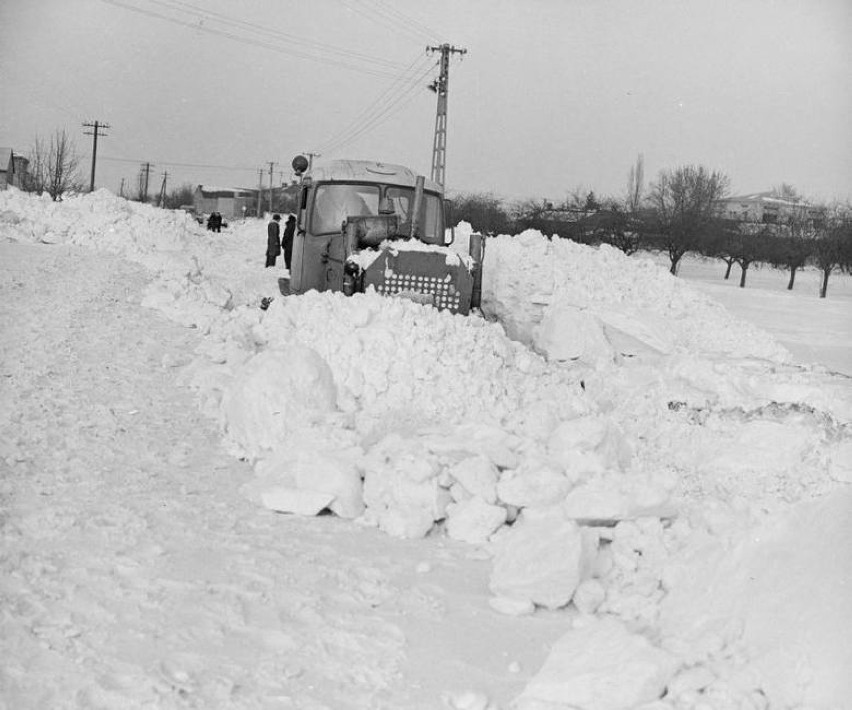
[311,183,443,241]
[312,184,379,235]
[386,187,443,243]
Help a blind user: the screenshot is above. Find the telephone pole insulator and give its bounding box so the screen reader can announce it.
[82,120,110,192]
[426,44,466,187]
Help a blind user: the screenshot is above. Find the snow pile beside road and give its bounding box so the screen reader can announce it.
[454,222,792,364]
[3,189,850,709]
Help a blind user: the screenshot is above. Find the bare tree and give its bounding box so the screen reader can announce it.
[812,202,852,298]
[163,183,196,210]
[767,207,817,290]
[23,129,82,201]
[648,165,730,275]
[587,198,643,255]
[712,220,773,288]
[22,136,48,194]
[770,183,802,201]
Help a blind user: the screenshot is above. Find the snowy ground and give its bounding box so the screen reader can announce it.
[1,190,850,710]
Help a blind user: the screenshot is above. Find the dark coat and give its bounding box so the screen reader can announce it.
[281,217,296,269]
[266,219,281,267]
[267,220,281,254]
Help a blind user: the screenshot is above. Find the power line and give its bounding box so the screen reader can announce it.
[319,68,435,156]
[336,0,437,46]
[99,155,259,172]
[152,0,404,69]
[316,52,432,153]
[100,0,408,79]
[317,54,437,155]
[353,0,444,45]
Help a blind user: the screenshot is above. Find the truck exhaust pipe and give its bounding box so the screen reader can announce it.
[409,175,425,240]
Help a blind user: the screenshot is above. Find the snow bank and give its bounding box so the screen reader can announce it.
[4,189,850,709]
[454,222,792,364]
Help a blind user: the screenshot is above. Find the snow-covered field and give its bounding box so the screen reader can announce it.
[1,189,850,710]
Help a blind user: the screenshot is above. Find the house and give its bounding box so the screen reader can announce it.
[715,192,822,226]
[0,148,30,190]
[192,185,256,221]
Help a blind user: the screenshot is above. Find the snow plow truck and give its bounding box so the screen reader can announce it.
[284,154,485,316]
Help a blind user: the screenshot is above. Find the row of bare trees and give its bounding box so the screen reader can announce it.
[16,128,198,209]
[449,159,852,298]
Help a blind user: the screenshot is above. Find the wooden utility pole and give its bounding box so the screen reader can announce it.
[82,120,110,192]
[427,44,466,187]
[268,161,275,214]
[158,171,168,207]
[139,162,152,202]
[257,168,264,218]
[302,152,321,170]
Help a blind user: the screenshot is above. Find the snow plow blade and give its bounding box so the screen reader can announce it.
[360,249,476,315]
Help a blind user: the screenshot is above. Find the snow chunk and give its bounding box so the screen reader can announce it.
[489,507,598,610]
[360,434,449,538]
[220,344,338,459]
[259,487,335,516]
[445,497,507,544]
[515,617,679,710]
[496,460,574,509]
[445,455,499,503]
[533,304,616,365]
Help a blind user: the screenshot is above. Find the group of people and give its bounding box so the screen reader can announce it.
[206,212,223,232]
[266,213,296,270]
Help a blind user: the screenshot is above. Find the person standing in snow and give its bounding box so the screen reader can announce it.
[266,214,281,268]
[281,214,296,271]
[207,212,222,232]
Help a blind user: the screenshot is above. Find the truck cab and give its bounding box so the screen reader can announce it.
[290,159,448,294]
[286,155,483,315]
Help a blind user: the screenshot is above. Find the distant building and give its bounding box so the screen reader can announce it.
[715,191,822,225]
[0,148,30,190]
[192,185,255,221]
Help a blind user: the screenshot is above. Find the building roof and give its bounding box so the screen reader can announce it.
[719,191,809,208]
[306,160,442,194]
[196,185,254,198]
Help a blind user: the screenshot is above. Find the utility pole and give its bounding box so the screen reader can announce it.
[257,168,264,218]
[268,161,275,214]
[302,151,321,171]
[427,44,466,187]
[139,162,152,202]
[82,120,110,192]
[158,171,168,207]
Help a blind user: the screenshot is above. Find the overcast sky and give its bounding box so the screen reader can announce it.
[2,0,850,204]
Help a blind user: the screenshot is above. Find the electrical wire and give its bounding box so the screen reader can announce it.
[318,59,437,156]
[354,0,445,45]
[99,155,259,172]
[316,52,434,154]
[335,0,434,46]
[100,0,406,79]
[148,0,404,69]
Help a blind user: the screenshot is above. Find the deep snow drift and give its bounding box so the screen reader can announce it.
[1,188,850,710]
